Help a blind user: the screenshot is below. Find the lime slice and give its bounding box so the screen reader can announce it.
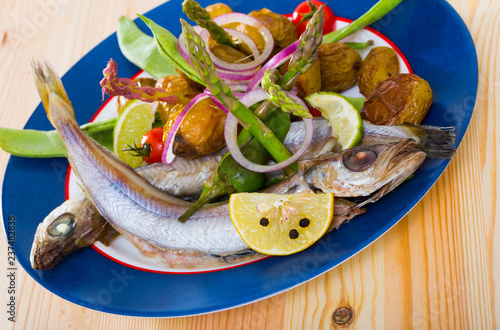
[229,191,334,255]
[305,92,363,149]
[113,100,157,168]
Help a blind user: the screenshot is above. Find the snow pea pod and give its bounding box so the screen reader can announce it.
[0,118,116,158]
[117,17,177,80]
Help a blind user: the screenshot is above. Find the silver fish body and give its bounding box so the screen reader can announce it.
[136,149,225,200]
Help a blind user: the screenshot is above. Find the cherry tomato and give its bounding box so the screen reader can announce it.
[140,127,164,164]
[309,107,322,117]
[292,0,336,37]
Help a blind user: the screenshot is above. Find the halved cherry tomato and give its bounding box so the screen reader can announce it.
[140,127,164,164]
[292,0,336,37]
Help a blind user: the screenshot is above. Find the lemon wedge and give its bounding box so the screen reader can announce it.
[305,92,363,149]
[229,191,334,255]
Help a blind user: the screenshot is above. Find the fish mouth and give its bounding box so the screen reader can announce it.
[391,140,423,164]
[386,139,427,179]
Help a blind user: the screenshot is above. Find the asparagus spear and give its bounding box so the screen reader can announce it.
[182,0,236,49]
[252,5,324,122]
[261,68,312,118]
[180,19,295,172]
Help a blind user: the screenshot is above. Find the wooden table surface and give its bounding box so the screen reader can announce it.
[0,0,496,328]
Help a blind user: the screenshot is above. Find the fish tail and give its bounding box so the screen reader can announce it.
[31,60,75,127]
[405,124,456,158]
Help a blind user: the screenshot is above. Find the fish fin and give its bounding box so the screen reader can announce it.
[31,60,75,127]
[327,198,367,233]
[404,124,456,158]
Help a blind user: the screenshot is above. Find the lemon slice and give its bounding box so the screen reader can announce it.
[229,191,334,255]
[113,100,157,168]
[305,92,363,149]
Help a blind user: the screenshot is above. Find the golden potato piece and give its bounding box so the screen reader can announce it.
[155,75,201,123]
[357,46,399,96]
[164,98,227,159]
[206,3,232,18]
[318,43,362,93]
[248,8,297,53]
[175,68,205,91]
[296,58,321,97]
[232,23,266,55]
[208,38,251,63]
[361,74,433,125]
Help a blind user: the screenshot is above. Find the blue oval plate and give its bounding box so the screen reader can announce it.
[2,0,477,317]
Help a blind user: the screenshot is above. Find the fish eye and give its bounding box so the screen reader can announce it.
[342,149,378,172]
[47,214,76,237]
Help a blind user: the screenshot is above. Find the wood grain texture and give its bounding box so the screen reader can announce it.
[0,0,496,328]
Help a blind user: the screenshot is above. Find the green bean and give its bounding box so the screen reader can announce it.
[323,0,404,44]
[344,40,374,50]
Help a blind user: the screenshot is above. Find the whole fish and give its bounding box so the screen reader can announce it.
[32,62,431,267]
[286,118,455,158]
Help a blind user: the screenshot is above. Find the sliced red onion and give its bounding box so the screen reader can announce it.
[246,40,299,92]
[223,28,259,59]
[218,70,254,82]
[206,95,229,114]
[238,88,268,107]
[224,112,314,173]
[162,93,210,164]
[205,13,274,72]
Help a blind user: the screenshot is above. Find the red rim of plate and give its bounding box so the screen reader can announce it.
[65,17,413,274]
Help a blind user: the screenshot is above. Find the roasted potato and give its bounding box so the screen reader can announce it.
[155,75,201,123]
[361,73,433,125]
[318,43,362,93]
[164,98,227,158]
[357,46,399,96]
[176,68,205,91]
[208,38,251,64]
[248,8,297,54]
[206,3,232,18]
[232,23,266,55]
[295,58,321,97]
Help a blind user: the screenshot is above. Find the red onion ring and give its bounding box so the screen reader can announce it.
[222,28,260,59]
[162,93,210,164]
[207,13,274,72]
[246,40,299,92]
[224,89,314,173]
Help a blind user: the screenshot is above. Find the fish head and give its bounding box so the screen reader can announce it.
[30,195,106,270]
[302,139,427,197]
